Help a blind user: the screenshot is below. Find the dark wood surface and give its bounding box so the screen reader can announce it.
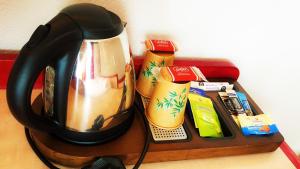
[30,81,284,165]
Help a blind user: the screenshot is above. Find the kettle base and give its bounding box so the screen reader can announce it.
[32,94,135,145]
[29,130,96,168]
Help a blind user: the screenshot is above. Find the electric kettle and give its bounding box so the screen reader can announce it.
[6,3,135,144]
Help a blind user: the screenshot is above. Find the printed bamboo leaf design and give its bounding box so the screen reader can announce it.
[142,59,166,86]
[156,98,163,109]
[142,66,153,78]
[156,87,188,118]
[169,91,177,98]
[159,59,166,67]
[163,97,173,108]
[151,77,158,86]
[149,61,156,69]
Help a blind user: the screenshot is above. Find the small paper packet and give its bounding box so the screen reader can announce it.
[189,87,206,96]
[160,66,207,82]
[237,114,279,136]
[188,93,223,138]
[191,82,234,91]
[236,92,254,116]
[145,40,177,53]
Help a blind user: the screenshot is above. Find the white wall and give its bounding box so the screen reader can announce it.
[1,0,300,153]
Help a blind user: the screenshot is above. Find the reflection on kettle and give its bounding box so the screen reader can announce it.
[44,30,135,132]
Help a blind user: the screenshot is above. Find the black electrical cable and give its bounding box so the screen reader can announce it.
[132,98,151,169]
[24,127,59,169]
[25,95,150,169]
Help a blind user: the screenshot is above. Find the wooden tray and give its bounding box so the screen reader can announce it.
[30,80,284,166]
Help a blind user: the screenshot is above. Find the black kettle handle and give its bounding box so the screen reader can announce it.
[6,14,82,132]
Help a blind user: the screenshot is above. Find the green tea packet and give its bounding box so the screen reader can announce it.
[188,93,223,138]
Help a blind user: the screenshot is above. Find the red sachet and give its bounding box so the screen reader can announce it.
[161,66,207,82]
[145,40,177,53]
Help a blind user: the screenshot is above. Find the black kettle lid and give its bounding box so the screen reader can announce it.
[61,3,124,39]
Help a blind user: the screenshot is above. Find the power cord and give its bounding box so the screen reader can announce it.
[132,96,150,169]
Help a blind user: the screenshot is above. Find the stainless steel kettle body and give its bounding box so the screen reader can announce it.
[44,30,135,132]
[7,4,135,144]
